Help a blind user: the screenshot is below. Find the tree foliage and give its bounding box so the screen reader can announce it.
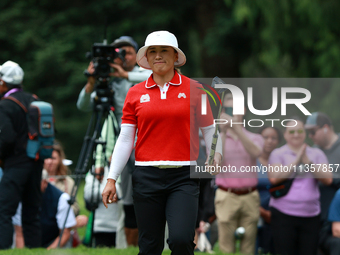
[1,0,340,165]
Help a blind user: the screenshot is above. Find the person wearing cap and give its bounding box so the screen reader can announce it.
[77,35,152,122]
[101,31,222,255]
[305,112,340,255]
[0,61,44,249]
[77,36,151,247]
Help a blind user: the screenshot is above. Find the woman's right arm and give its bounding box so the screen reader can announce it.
[102,124,136,208]
[107,124,136,180]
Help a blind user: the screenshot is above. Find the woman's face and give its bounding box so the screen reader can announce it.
[44,150,60,176]
[284,120,306,147]
[146,46,178,76]
[261,127,280,154]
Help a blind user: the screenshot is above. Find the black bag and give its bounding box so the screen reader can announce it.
[269,176,296,198]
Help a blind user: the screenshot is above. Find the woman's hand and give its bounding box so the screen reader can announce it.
[205,152,222,176]
[213,152,222,167]
[101,179,118,208]
[286,143,309,167]
[295,143,308,165]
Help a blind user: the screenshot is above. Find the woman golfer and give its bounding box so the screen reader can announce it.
[102,30,222,255]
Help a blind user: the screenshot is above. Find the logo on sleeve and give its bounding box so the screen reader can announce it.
[140,94,150,103]
[178,93,186,99]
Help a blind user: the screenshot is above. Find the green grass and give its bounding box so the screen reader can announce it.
[1,246,244,255]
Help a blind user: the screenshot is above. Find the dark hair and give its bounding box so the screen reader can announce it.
[316,112,332,127]
[52,141,70,177]
[258,126,283,143]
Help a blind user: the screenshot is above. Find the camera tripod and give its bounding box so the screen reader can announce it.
[58,82,120,248]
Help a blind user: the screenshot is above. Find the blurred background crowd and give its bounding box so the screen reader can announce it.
[1,0,340,163]
[2,1,340,254]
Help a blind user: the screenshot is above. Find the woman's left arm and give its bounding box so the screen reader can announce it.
[200,125,222,167]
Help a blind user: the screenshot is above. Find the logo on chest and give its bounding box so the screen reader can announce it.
[140,94,150,103]
[178,93,186,99]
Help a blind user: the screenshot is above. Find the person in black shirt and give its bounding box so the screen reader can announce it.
[305,112,340,255]
[0,61,43,249]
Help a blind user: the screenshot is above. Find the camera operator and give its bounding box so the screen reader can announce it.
[0,61,44,249]
[77,36,151,247]
[77,36,152,122]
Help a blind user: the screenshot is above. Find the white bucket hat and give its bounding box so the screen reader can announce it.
[136,31,186,70]
[0,60,24,85]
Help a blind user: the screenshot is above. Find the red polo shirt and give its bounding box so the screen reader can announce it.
[122,71,214,166]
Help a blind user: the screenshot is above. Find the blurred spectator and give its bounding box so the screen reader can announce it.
[84,166,123,247]
[0,60,44,249]
[76,35,152,123]
[12,143,86,248]
[326,189,340,255]
[256,126,282,254]
[268,119,332,255]
[215,93,264,255]
[40,169,77,249]
[43,143,87,248]
[12,170,78,249]
[44,143,80,216]
[304,112,340,254]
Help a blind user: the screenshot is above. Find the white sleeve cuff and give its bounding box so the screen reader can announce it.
[201,124,223,156]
